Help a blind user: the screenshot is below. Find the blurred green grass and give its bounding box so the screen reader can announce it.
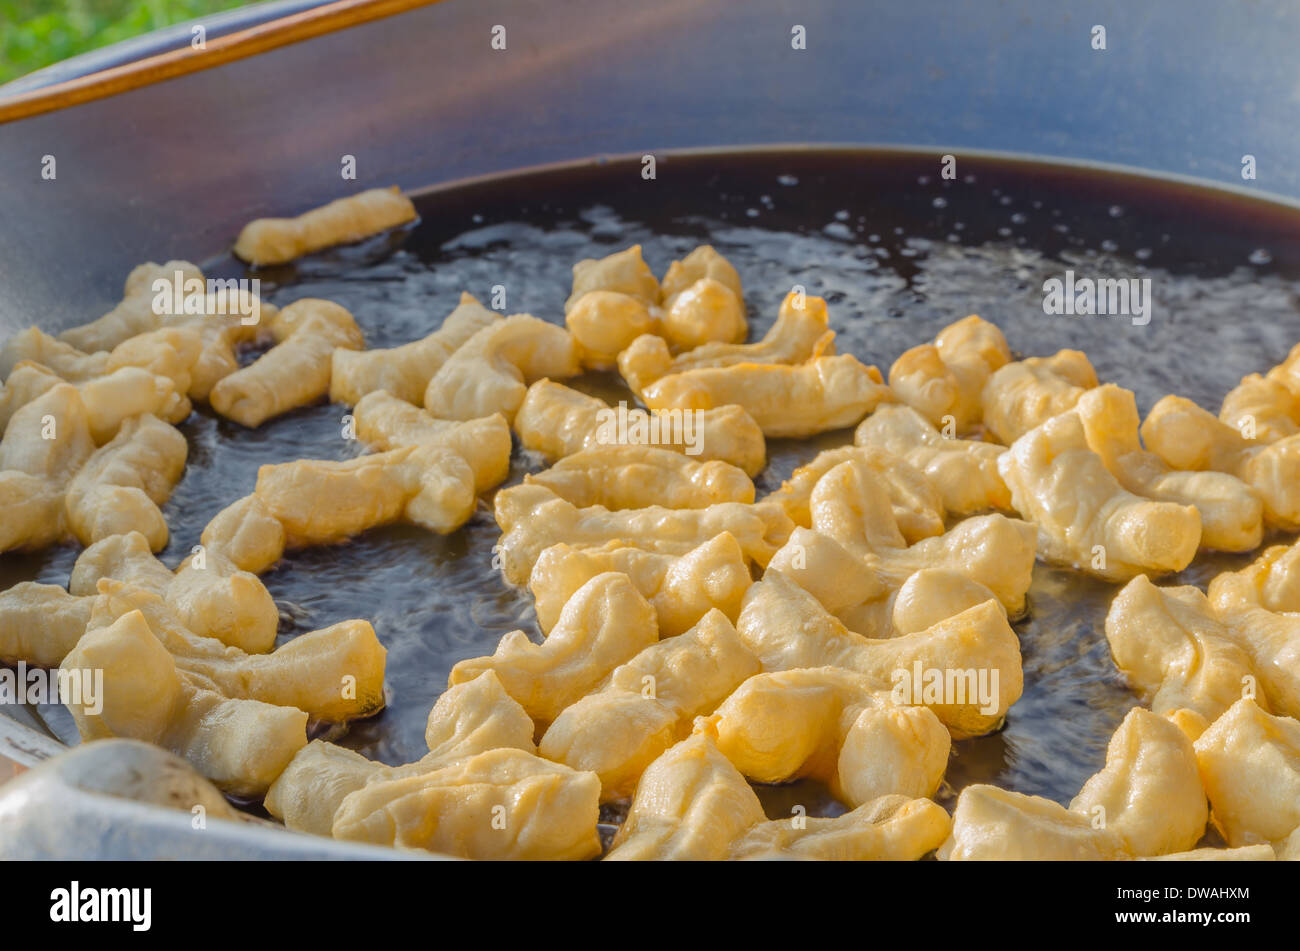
[1,0,251,85]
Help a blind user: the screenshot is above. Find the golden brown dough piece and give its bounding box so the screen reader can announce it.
[641,354,893,438]
[565,244,661,311]
[70,532,278,654]
[999,408,1200,580]
[942,708,1206,859]
[618,290,834,394]
[199,494,288,575]
[528,533,752,638]
[981,349,1098,444]
[888,315,1011,432]
[493,483,793,585]
[330,292,500,405]
[1193,698,1300,847]
[0,384,95,552]
[0,362,189,443]
[0,582,99,666]
[514,379,767,476]
[854,404,1012,516]
[88,579,386,723]
[423,315,580,423]
[61,609,308,797]
[331,747,601,859]
[658,246,747,350]
[1219,341,1300,443]
[1142,394,1300,529]
[735,573,1023,738]
[232,186,417,266]
[539,609,760,800]
[762,445,945,543]
[606,732,951,861]
[702,667,952,804]
[565,291,658,371]
[1105,575,1262,724]
[253,444,477,543]
[352,390,511,492]
[64,413,188,552]
[265,669,535,836]
[449,572,659,725]
[1078,384,1263,552]
[521,445,754,510]
[210,299,363,427]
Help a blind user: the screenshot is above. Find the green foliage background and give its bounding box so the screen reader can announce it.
[1,0,250,85]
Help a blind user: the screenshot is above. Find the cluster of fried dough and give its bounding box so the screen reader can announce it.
[5,195,1299,861]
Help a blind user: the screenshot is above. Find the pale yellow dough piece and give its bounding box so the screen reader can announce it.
[1144,845,1276,861]
[1142,394,1300,529]
[942,708,1205,859]
[735,572,1023,738]
[565,291,658,370]
[514,379,767,476]
[492,483,793,585]
[539,609,760,800]
[199,494,287,575]
[1219,341,1300,442]
[641,354,893,438]
[352,389,511,492]
[658,246,747,350]
[265,669,536,835]
[521,445,754,510]
[0,327,110,380]
[888,315,1011,432]
[1078,384,1263,552]
[70,531,278,654]
[105,326,203,400]
[0,582,99,666]
[605,732,951,861]
[618,290,834,394]
[210,298,363,427]
[1206,545,1300,719]
[60,610,307,797]
[854,404,1012,515]
[0,384,95,552]
[329,292,500,405]
[0,362,189,443]
[88,579,386,723]
[565,244,661,312]
[702,666,952,804]
[64,413,188,552]
[981,349,1098,444]
[659,244,743,303]
[232,186,417,266]
[449,572,659,725]
[1193,698,1300,846]
[331,747,602,859]
[423,314,580,423]
[253,444,477,543]
[1105,575,1262,723]
[762,445,945,544]
[998,408,1200,580]
[527,533,752,637]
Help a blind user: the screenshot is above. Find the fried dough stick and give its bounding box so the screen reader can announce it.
[981,349,1098,444]
[330,292,499,405]
[265,670,535,836]
[527,533,752,637]
[539,609,760,800]
[210,299,363,427]
[606,732,951,861]
[514,379,766,476]
[618,290,834,393]
[888,315,1010,432]
[521,445,754,510]
[449,573,659,725]
[64,413,188,552]
[941,708,1207,859]
[0,385,95,552]
[232,186,417,266]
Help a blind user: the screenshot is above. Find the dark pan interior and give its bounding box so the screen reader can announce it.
[4,147,1300,830]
